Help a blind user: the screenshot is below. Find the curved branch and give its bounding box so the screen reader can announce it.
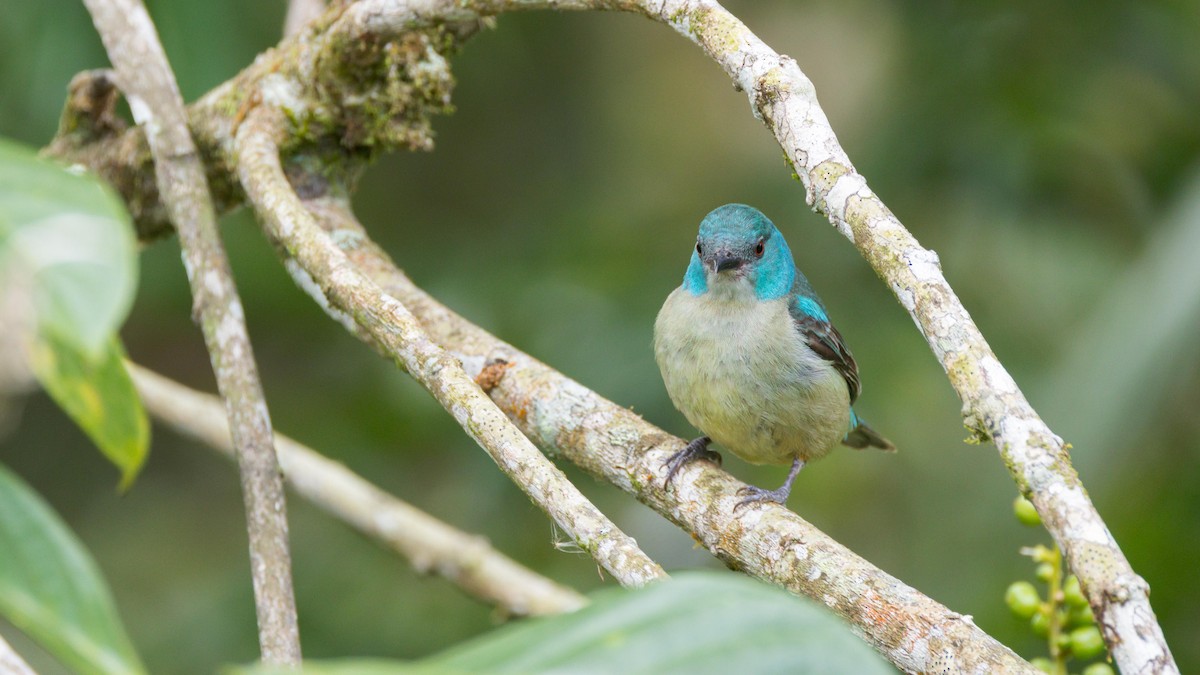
[128,362,588,617]
[634,3,1176,673]
[235,105,668,588]
[80,0,301,663]
[278,188,1032,673]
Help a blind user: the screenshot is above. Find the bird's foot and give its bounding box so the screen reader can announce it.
[733,484,791,511]
[733,458,804,512]
[663,436,721,488]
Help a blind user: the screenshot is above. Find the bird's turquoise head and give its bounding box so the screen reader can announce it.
[682,204,796,300]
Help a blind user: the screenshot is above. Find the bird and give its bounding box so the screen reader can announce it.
[654,203,894,509]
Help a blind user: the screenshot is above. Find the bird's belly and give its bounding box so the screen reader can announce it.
[654,290,849,466]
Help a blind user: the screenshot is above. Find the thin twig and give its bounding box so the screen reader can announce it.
[80,0,301,664]
[235,105,668,588]
[127,362,588,616]
[286,191,1036,674]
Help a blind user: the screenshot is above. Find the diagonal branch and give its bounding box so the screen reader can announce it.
[79,0,301,664]
[127,362,588,617]
[235,105,669,588]
[276,182,1034,673]
[632,3,1177,673]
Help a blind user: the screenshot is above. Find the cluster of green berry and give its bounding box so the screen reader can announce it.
[1006,496,1113,675]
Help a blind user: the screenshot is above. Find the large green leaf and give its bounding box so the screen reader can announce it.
[0,136,148,484]
[0,137,137,358]
[27,334,149,490]
[239,572,895,674]
[0,464,146,675]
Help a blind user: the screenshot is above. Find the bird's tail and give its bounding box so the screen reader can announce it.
[843,409,896,452]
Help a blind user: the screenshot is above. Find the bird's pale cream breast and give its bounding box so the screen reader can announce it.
[654,286,849,465]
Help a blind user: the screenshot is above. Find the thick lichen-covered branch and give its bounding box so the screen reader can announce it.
[128,362,588,617]
[235,105,667,588]
[80,0,301,664]
[278,190,1035,674]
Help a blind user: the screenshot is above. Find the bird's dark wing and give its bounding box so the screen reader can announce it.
[791,304,861,404]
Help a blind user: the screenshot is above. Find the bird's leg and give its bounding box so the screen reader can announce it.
[734,457,805,510]
[663,436,721,488]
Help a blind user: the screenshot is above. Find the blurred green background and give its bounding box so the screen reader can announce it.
[3,0,1199,672]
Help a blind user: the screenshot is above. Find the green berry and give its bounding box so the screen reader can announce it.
[1082,663,1115,675]
[1013,495,1042,526]
[1030,657,1054,673]
[1069,603,1096,627]
[1063,575,1088,608]
[1070,625,1106,659]
[1036,563,1055,583]
[1030,610,1050,637]
[1005,581,1041,619]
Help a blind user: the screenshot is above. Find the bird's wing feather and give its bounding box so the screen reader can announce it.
[791,302,861,404]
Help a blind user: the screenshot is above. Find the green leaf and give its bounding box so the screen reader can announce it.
[0,137,148,484]
[27,333,149,489]
[0,137,138,358]
[0,464,146,675]
[237,572,895,674]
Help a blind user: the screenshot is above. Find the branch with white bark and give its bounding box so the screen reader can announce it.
[45,0,1176,672]
[235,105,668,588]
[278,182,1035,673]
[127,362,588,617]
[80,0,301,664]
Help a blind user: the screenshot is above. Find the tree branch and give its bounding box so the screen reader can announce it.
[235,105,669,588]
[127,362,588,617]
[277,181,1034,673]
[80,0,301,664]
[631,3,1176,673]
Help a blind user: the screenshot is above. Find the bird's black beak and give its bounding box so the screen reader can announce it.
[714,253,743,272]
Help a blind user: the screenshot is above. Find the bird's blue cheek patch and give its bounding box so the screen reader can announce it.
[795,296,828,322]
[683,254,708,295]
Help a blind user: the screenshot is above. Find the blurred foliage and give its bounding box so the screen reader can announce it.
[1,0,1198,672]
[239,572,892,674]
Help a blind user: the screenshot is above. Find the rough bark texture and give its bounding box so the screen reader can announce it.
[80,0,301,664]
[45,0,1175,672]
[129,363,588,617]
[236,106,668,588]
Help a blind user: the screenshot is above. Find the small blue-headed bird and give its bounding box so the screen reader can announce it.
[654,204,894,509]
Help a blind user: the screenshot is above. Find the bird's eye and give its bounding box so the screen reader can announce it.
[754,239,765,258]
[696,242,703,255]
